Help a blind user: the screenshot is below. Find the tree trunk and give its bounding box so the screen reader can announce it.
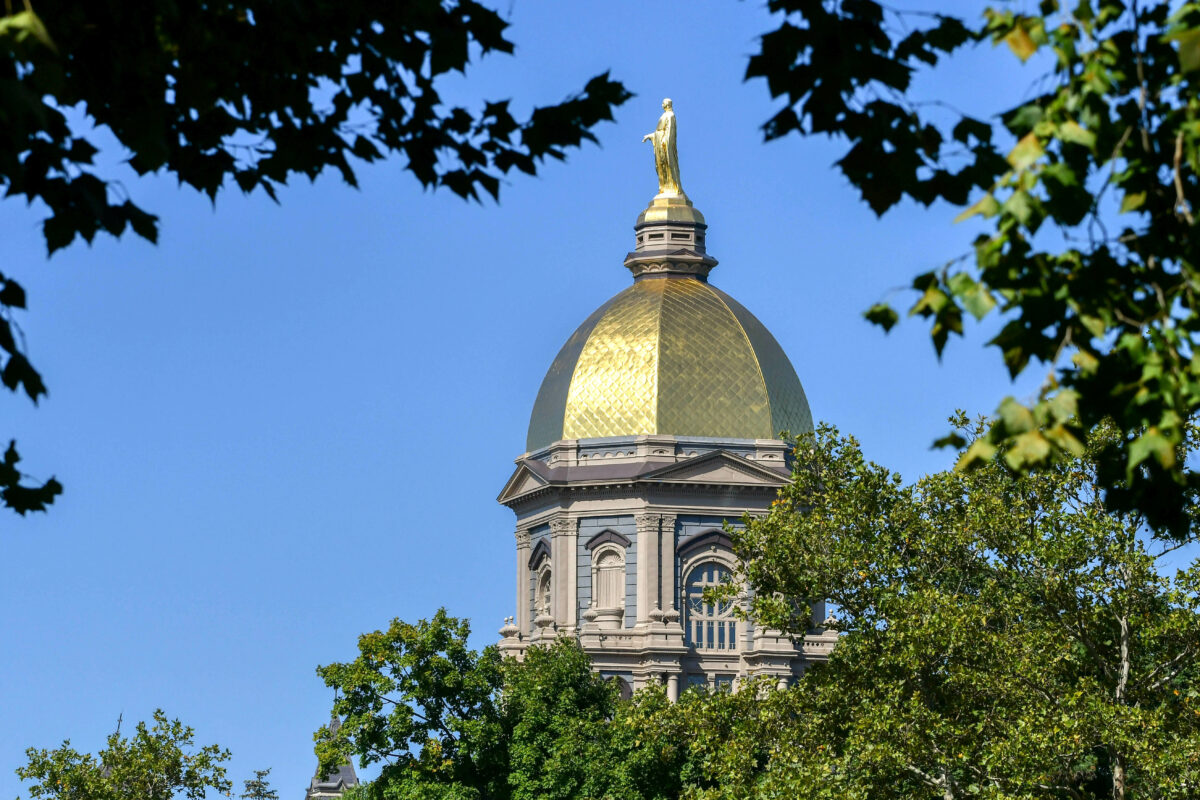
[1112,751,1126,800]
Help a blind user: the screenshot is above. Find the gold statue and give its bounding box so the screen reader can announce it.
[642,98,683,196]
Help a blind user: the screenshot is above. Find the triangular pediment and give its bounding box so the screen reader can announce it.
[497,460,550,503]
[640,450,789,486]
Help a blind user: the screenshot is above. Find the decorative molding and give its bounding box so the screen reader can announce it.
[515,528,532,548]
[635,512,659,533]
[527,538,551,570]
[584,529,633,551]
[640,450,790,486]
[501,477,780,510]
[678,529,734,560]
[549,516,573,537]
[496,461,549,503]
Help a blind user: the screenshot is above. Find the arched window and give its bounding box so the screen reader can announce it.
[592,546,625,610]
[684,561,737,651]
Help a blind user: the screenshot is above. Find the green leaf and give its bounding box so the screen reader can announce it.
[1003,189,1038,227]
[127,206,159,244]
[954,193,1000,222]
[998,397,1036,434]
[1007,133,1044,170]
[1005,430,1051,468]
[933,432,967,449]
[947,273,996,320]
[1044,424,1085,457]
[864,303,900,332]
[1167,28,1200,73]
[1,352,46,402]
[0,277,26,309]
[911,286,950,318]
[0,319,16,355]
[1073,349,1099,372]
[1005,25,1038,61]
[1128,428,1176,472]
[0,10,58,53]
[1120,191,1146,213]
[956,437,996,469]
[1058,120,1095,149]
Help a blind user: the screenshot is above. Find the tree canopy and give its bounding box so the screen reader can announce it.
[314,609,692,800]
[748,0,1200,536]
[16,710,233,800]
[713,419,1200,799]
[0,0,630,517]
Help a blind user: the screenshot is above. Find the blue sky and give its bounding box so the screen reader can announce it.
[2,2,1044,797]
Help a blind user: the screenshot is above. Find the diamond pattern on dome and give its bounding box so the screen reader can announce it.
[527,276,814,450]
[715,288,814,437]
[656,279,772,438]
[562,282,663,440]
[526,297,620,452]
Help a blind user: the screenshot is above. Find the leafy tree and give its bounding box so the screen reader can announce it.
[747,0,1200,536]
[240,769,278,800]
[710,420,1200,799]
[16,710,232,800]
[315,609,688,800]
[0,1,630,517]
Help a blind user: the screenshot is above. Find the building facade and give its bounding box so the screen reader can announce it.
[496,179,836,698]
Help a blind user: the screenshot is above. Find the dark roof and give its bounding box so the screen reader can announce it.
[304,717,359,800]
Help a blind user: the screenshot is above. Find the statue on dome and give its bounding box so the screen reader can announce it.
[642,98,683,196]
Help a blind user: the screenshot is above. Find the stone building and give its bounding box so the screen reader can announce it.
[496,181,836,698]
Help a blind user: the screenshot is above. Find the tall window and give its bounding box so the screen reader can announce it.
[684,561,737,651]
[593,547,625,610]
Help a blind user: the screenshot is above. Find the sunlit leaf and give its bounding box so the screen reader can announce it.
[1120,191,1147,213]
[1007,133,1044,170]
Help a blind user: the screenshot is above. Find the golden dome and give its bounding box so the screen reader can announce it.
[526,276,813,452]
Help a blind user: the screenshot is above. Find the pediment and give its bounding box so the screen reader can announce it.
[640,450,789,486]
[497,461,550,503]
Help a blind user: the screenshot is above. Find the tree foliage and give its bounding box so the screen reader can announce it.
[749,0,1200,536]
[16,710,232,800]
[712,420,1200,799]
[240,769,278,800]
[315,609,690,800]
[0,0,630,518]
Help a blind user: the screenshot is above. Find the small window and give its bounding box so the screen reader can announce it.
[593,548,624,610]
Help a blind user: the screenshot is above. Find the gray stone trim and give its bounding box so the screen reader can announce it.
[678,529,733,559]
[585,529,633,551]
[527,538,551,569]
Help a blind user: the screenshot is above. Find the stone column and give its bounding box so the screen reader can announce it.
[666,673,679,702]
[635,512,659,625]
[549,516,577,633]
[658,513,677,616]
[515,527,532,634]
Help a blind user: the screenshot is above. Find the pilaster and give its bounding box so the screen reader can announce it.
[635,512,659,625]
[549,515,577,634]
[658,514,677,616]
[515,527,532,635]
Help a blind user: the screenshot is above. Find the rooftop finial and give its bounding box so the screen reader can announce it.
[642,98,683,198]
